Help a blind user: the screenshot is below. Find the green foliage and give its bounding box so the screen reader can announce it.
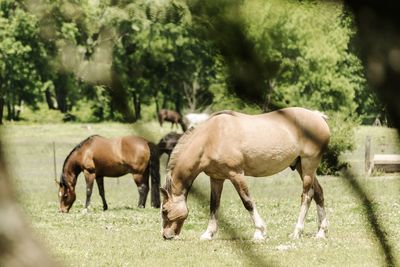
[14,102,65,123]
[242,1,364,115]
[318,112,357,175]
[0,0,387,175]
[0,1,48,120]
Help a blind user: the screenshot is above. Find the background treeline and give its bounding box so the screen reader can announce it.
[0,0,388,173]
[0,0,385,123]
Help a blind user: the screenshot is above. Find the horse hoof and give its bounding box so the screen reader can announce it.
[200,232,214,241]
[252,232,265,242]
[315,230,326,239]
[81,208,89,214]
[291,231,302,239]
[291,225,304,239]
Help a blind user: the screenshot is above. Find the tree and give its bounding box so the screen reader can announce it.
[0,1,48,123]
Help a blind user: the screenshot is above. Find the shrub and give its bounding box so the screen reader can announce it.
[318,112,357,175]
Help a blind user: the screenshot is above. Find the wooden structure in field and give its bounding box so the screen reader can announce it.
[365,136,400,175]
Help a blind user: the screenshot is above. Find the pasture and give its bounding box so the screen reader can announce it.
[1,123,400,266]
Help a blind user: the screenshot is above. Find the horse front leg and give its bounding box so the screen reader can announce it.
[83,170,95,212]
[95,176,108,211]
[200,178,225,240]
[230,173,266,241]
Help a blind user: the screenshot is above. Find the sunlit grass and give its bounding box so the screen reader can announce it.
[1,124,399,266]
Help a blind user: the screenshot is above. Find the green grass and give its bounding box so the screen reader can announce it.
[1,123,399,266]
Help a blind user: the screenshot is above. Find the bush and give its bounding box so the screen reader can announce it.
[318,112,357,175]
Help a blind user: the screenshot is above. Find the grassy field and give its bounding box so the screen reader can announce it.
[1,123,400,267]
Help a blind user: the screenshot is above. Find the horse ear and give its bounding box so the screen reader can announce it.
[160,187,170,200]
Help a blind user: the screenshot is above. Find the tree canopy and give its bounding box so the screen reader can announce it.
[0,0,384,124]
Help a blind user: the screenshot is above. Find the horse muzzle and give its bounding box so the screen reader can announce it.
[59,207,70,213]
[162,229,176,240]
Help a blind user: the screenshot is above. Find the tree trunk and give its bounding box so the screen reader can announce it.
[55,88,68,113]
[45,89,57,110]
[6,99,14,121]
[15,98,23,121]
[155,96,160,113]
[133,92,141,121]
[174,92,182,114]
[0,98,4,125]
[54,74,68,113]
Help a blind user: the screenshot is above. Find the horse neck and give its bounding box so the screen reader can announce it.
[62,152,81,187]
[168,165,201,198]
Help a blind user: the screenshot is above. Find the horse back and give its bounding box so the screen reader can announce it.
[84,136,151,176]
[199,107,330,177]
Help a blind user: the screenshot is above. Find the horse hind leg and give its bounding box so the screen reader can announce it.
[230,172,266,241]
[133,173,149,208]
[292,157,315,239]
[95,176,108,211]
[314,178,328,238]
[200,178,225,240]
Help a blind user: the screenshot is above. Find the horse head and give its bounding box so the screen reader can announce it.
[57,174,76,213]
[160,187,188,240]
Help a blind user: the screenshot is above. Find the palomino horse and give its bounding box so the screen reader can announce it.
[56,135,160,213]
[158,109,187,131]
[157,132,182,164]
[161,107,330,240]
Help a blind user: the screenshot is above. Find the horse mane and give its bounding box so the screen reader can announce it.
[164,110,236,191]
[210,110,236,117]
[167,111,235,170]
[60,135,100,186]
[166,127,196,173]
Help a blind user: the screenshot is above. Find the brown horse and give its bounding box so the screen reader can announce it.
[161,107,330,240]
[157,132,183,163]
[158,109,187,132]
[56,135,160,213]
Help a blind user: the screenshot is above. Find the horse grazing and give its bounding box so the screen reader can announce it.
[184,113,210,128]
[158,109,187,131]
[56,135,160,213]
[161,107,330,241]
[157,132,182,163]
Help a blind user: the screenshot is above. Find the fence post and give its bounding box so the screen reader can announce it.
[53,141,57,180]
[365,136,371,175]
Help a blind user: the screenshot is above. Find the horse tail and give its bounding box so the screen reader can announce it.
[314,110,329,121]
[148,142,161,208]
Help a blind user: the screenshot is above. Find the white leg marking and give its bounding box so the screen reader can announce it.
[316,204,328,238]
[251,207,266,241]
[200,214,218,240]
[292,188,313,239]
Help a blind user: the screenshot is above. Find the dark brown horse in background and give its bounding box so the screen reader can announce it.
[158,109,187,132]
[56,135,160,213]
[157,132,182,164]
